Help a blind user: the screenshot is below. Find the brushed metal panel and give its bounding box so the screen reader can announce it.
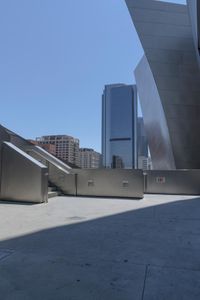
[26,146,71,173]
[187,0,200,64]
[48,164,76,195]
[136,22,192,39]
[145,49,182,64]
[27,147,75,195]
[0,126,10,189]
[145,170,200,195]
[1,142,48,203]
[164,104,200,120]
[126,0,187,13]
[129,7,190,26]
[0,126,10,144]
[140,35,195,52]
[167,119,200,134]
[145,49,197,65]
[160,90,200,105]
[126,0,200,169]
[75,169,144,199]
[135,56,175,170]
[155,75,200,92]
[10,135,29,150]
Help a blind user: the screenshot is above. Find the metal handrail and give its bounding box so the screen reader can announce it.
[26,146,71,174]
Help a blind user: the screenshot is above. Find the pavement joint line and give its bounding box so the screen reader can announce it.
[149,263,200,273]
[141,264,149,300]
[140,262,200,300]
[127,261,200,273]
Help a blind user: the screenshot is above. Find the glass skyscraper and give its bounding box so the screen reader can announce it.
[102,84,137,169]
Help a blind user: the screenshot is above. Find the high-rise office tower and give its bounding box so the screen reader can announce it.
[102,84,137,169]
[36,135,80,166]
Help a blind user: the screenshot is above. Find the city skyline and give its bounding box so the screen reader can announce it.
[0,0,186,152]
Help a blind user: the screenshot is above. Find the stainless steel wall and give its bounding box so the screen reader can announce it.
[145,170,200,195]
[27,147,76,195]
[0,142,48,203]
[48,164,76,195]
[26,146,71,172]
[135,56,176,170]
[74,169,144,199]
[0,126,10,184]
[187,0,200,64]
[126,0,200,169]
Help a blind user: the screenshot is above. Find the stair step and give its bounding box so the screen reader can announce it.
[48,186,57,192]
[48,191,58,198]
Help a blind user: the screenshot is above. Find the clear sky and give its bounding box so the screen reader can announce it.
[0,0,186,152]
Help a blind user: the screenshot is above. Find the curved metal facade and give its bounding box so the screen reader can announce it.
[126,0,200,169]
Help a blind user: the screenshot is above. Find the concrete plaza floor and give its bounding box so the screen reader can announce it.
[0,194,200,299]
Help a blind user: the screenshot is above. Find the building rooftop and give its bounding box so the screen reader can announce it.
[0,194,199,299]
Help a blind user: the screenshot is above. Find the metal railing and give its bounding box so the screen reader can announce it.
[26,146,76,195]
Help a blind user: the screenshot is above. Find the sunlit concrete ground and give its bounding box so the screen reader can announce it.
[0,194,200,300]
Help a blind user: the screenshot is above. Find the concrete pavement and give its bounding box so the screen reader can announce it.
[0,194,200,299]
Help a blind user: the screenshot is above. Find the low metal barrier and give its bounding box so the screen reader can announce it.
[144,170,200,195]
[73,169,144,199]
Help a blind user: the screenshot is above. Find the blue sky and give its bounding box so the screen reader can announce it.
[0,0,186,152]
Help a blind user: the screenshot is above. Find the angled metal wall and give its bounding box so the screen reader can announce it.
[1,142,48,203]
[125,0,200,169]
[187,0,200,66]
[135,55,175,170]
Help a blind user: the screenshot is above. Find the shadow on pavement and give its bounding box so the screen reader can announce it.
[0,196,200,299]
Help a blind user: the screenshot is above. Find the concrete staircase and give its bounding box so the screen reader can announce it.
[48,186,59,199]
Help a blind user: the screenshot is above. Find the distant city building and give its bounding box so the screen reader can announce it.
[138,156,152,170]
[28,140,56,156]
[102,84,137,169]
[111,155,124,169]
[78,148,101,169]
[36,135,80,166]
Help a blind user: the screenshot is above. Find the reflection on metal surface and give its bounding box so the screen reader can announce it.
[74,169,144,199]
[135,56,175,170]
[125,0,200,169]
[145,170,200,195]
[1,142,48,203]
[111,155,124,169]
